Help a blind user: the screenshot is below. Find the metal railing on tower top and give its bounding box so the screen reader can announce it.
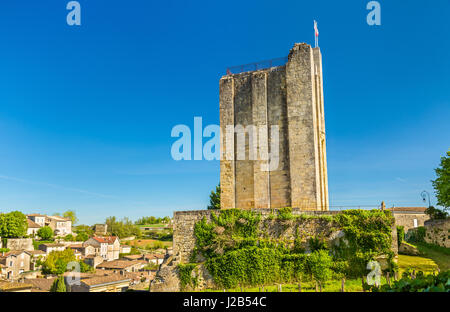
[226,56,288,75]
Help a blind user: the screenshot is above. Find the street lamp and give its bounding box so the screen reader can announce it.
[421,191,431,208]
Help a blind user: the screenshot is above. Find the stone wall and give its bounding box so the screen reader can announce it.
[424,219,450,248]
[6,238,33,251]
[394,213,430,232]
[220,43,329,211]
[151,208,398,292]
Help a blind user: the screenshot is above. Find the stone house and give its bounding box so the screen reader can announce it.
[27,214,72,236]
[67,273,130,292]
[389,207,430,232]
[68,243,95,257]
[120,245,131,254]
[93,224,108,235]
[0,250,31,280]
[46,216,72,236]
[25,250,47,271]
[27,214,46,227]
[26,219,41,237]
[83,255,104,268]
[0,281,33,292]
[38,243,66,254]
[96,260,146,274]
[83,236,120,261]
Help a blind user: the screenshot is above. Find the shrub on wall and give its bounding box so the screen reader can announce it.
[184,209,395,290]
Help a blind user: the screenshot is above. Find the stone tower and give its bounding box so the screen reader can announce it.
[220,43,329,211]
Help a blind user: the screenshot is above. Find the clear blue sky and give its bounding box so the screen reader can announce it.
[0,1,449,224]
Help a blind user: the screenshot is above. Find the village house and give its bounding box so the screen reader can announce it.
[0,250,31,280]
[27,214,46,227]
[25,250,46,271]
[0,281,33,292]
[389,207,430,232]
[67,273,131,292]
[83,236,120,261]
[27,214,72,236]
[120,245,131,254]
[123,253,165,265]
[83,255,104,268]
[96,259,146,274]
[38,243,66,255]
[46,215,72,236]
[93,224,108,235]
[68,243,95,257]
[26,219,41,237]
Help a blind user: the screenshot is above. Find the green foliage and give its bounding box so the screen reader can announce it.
[397,226,405,246]
[306,249,333,286]
[105,216,141,238]
[0,248,10,253]
[207,184,221,210]
[277,207,294,220]
[371,270,450,292]
[0,211,28,238]
[79,261,94,273]
[425,206,448,220]
[432,150,450,209]
[308,236,328,252]
[41,249,76,275]
[62,210,78,225]
[75,231,89,242]
[50,276,67,292]
[178,263,198,290]
[190,209,394,289]
[37,226,54,240]
[333,209,395,277]
[135,216,171,225]
[408,226,426,243]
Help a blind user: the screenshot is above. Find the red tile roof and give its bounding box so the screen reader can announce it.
[27,218,41,228]
[92,236,118,244]
[388,207,427,213]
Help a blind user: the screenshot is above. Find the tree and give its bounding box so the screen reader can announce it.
[425,206,448,220]
[0,211,28,238]
[432,150,450,210]
[106,216,141,238]
[42,249,76,275]
[50,276,67,292]
[63,210,78,225]
[37,226,54,240]
[306,250,333,290]
[207,184,221,210]
[75,231,88,242]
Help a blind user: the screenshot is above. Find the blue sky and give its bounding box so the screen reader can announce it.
[0,1,448,224]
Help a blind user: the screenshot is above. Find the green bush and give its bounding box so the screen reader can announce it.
[37,226,54,240]
[186,209,395,289]
[371,270,450,292]
[397,226,405,246]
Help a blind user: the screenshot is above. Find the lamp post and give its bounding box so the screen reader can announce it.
[421,191,431,208]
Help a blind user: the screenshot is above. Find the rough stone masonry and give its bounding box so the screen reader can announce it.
[220,43,329,211]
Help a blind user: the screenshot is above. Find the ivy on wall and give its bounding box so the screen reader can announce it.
[180,208,395,289]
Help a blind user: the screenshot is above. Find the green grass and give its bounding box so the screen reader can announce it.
[203,278,390,292]
[397,254,438,275]
[414,242,450,271]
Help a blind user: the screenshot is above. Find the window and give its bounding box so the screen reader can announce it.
[20,261,24,267]
[413,219,418,228]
